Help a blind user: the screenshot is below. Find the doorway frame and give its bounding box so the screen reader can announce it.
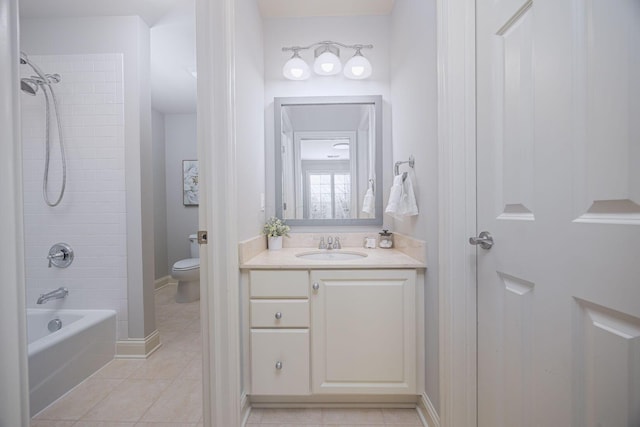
[0,0,30,424]
[436,0,477,426]
[196,0,244,425]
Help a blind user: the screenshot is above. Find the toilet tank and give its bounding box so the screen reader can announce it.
[189,234,199,258]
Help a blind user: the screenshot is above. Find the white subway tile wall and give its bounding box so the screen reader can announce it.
[21,54,129,339]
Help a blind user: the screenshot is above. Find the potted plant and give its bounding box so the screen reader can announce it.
[263,217,290,250]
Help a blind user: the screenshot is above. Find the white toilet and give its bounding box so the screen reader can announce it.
[171,234,200,303]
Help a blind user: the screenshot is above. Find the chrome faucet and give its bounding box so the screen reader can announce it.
[37,287,68,304]
[326,236,334,249]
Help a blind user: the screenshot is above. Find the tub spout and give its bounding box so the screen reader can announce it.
[37,287,68,304]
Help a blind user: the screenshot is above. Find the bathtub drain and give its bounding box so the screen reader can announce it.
[48,318,62,332]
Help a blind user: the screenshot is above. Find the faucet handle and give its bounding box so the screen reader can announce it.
[334,236,341,249]
[318,237,327,249]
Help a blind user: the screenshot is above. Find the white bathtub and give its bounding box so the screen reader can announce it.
[27,308,116,416]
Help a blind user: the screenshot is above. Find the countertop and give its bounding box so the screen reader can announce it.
[240,247,426,270]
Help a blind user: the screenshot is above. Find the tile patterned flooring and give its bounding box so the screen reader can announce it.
[32,284,423,427]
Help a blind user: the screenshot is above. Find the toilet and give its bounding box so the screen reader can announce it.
[171,234,200,303]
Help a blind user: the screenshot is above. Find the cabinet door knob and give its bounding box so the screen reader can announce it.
[312,282,320,291]
[275,361,283,370]
[275,312,282,319]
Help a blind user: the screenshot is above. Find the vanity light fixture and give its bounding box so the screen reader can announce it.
[344,48,372,80]
[282,49,310,81]
[282,41,373,81]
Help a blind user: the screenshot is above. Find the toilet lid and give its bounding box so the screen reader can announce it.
[173,258,199,271]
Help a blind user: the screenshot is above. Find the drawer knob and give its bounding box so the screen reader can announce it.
[312,282,320,291]
[275,361,283,370]
[275,312,282,320]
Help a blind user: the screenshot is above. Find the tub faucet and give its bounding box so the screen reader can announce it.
[37,287,68,304]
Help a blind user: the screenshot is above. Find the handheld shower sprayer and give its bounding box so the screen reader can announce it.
[19,50,67,207]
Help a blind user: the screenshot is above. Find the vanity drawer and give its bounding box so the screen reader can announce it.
[251,329,310,395]
[251,300,309,328]
[250,270,309,298]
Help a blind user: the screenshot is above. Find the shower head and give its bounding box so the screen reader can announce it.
[21,78,39,96]
[20,51,29,65]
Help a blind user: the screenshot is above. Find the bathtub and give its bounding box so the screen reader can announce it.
[27,308,116,416]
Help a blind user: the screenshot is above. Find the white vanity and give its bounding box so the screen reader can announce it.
[240,234,426,404]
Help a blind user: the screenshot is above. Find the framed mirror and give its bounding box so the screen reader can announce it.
[275,95,383,226]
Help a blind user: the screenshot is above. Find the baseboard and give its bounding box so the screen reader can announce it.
[241,392,251,426]
[416,393,440,427]
[115,329,162,359]
[249,394,418,408]
[154,275,175,290]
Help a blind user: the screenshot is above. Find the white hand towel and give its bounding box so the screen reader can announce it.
[400,175,419,217]
[385,174,419,220]
[362,188,375,216]
[385,175,405,218]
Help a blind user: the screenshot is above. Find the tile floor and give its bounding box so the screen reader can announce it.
[32,284,424,427]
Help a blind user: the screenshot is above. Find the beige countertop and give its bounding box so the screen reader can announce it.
[240,247,426,270]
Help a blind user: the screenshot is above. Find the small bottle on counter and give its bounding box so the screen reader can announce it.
[379,229,394,249]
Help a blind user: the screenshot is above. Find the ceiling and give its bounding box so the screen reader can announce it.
[257,0,395,18]
[19,0,395,23]
[19,0,189,26]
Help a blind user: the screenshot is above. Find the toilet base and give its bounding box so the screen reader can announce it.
[175,279,200,303]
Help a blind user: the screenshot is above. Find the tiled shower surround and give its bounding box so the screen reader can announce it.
[21,53,129,339]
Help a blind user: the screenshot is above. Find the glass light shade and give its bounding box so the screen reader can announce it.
[344,53,372,79]
[283,55,310,80]
[314,51,342,76]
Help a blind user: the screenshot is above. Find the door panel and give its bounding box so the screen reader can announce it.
[477,1,640,426]
[495,1,535,220]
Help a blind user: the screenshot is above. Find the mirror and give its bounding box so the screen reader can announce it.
[275,95,383,226]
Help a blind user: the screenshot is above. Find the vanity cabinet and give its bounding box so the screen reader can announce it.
[310,269,416,395]
[248,268,417,396]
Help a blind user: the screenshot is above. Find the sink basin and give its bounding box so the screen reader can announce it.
[296,251,368,261]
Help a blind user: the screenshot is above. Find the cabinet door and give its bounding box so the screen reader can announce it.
[310,269,416,394]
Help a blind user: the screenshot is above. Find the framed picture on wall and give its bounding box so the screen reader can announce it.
[183,160,199,206]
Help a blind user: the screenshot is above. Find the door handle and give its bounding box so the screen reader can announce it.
[469,231,493,249]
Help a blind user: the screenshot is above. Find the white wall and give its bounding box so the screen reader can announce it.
[152,109,168,279]
[263,15,392,228]
[236,0,266,241]
[390,0,440,412]
[21,16,156,340]
[164,114,198,266]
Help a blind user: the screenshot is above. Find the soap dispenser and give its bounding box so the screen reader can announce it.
[379,229,394,249]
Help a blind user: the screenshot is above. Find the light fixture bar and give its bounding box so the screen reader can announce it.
[282,40,373,54]
[281,41,374,81]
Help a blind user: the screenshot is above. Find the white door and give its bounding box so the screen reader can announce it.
[476,1,640,426]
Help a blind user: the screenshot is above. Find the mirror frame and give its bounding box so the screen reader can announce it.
[274,95,383,226]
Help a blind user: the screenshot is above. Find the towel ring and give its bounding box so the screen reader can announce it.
[394,155,415,181]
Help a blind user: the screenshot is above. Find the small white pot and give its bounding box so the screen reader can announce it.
[268,236,283,250]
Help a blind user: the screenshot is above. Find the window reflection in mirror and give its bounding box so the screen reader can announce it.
[275,96,383,226]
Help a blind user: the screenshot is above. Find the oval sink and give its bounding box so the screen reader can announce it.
[296,251,368,261]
